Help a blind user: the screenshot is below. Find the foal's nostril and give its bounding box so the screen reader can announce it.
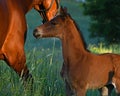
[33,29,39,37]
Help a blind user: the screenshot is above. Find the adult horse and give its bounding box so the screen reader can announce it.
[0,0,60,86]
[33,8,120,96]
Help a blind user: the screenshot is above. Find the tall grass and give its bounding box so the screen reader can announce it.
[0,47,64,96]
[0,44,120,96]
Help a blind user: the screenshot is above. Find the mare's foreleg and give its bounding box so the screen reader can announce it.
[2,44,33,92]
[0,50,4,60]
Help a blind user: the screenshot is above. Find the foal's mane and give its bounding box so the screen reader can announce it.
[66,13,88,49]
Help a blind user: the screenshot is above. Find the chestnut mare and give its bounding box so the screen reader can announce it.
[33,8,120,96]
[0,0,60,88]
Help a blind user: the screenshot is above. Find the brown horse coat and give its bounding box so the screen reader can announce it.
[0,0,60,82]
[33,8,120,96]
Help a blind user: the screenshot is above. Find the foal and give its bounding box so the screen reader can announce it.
[33,9,120,96]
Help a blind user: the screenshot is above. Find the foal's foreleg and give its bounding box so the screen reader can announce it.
[64,80,76,96]
[76,88,86,96]
[99,84,114,96]
[99,86,109,96]
[61,62,75,96]
[106,84,114,96]
[113,78,120,96]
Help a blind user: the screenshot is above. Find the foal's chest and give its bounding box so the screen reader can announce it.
[60,62,75,92]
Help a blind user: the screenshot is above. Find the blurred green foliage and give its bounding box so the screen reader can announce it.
[83,0,120,44]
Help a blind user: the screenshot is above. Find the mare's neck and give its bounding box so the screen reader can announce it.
[61,19,87,64]
[21,0,41,13]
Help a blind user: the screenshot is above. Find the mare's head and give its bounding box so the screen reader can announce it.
[34,0,60,23]
[33,7,72,39]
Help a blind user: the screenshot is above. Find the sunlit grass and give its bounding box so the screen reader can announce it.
[89,43,120,54]
[88,43,112,53]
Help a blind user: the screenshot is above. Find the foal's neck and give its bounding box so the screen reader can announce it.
[62,18,87,63]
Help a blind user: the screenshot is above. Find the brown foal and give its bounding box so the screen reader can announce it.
[33,8,120,96]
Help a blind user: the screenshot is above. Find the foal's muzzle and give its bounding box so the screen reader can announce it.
[33,29,40,38]
[33,28,42,38]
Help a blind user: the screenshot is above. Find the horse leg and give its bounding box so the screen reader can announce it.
[113,78,120,96]
[99,86,109,96]
[2,44,33,92]
[99,84,114,96]
[60,62,75,96]
[106,84,114,96]
[76,88,86,96]
[64,79,76,96]
[0,50,4,60]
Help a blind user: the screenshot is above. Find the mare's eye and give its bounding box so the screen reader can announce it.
[51,21,58,25]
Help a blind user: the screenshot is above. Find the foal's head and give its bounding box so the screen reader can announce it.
[33,7,72,39]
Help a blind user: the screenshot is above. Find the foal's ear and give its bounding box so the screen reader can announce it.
[60,6,68,15]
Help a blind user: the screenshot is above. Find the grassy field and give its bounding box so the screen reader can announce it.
[0,0,119,96]
[0,44,119,96]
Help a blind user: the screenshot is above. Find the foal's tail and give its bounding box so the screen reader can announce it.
[0,50,4,60]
